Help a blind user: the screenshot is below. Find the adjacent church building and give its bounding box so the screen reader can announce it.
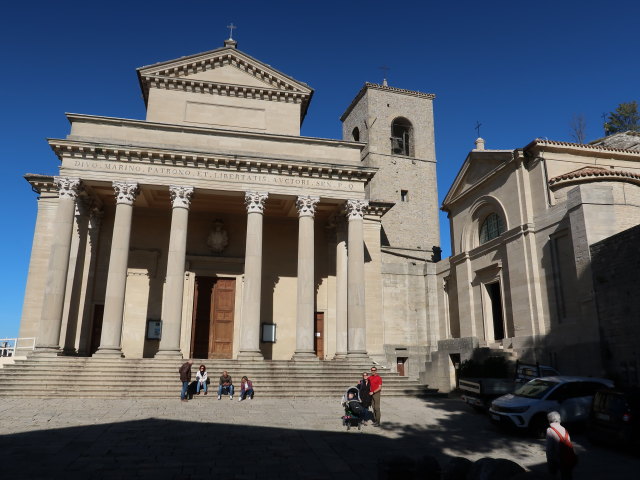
[429,132,640,390]
[19,38,640,389]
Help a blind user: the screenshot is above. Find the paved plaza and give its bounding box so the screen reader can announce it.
[0,395,638,479]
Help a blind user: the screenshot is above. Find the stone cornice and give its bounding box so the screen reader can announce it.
[65,113,363,152]
[366,201,394,217]
[448,223,535,265]
[364,82,436,100]
[48,139,377,183]
[24,174,56,194]
[548,166,640,189]
[341,82,436,121]
[525,138,640,159]
[139,74,310,110]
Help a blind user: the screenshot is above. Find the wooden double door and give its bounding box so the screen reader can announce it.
[191,277,236,359]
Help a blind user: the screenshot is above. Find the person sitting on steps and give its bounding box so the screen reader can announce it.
[239,376,254,401]
[218,370,234,400]
[195,364,208,395]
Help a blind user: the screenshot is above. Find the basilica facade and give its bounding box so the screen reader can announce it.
[20,38,440,373]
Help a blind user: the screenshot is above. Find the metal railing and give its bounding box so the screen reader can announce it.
[0,337,36,357]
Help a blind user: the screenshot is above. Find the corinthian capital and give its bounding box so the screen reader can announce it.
[113,182,139,206]
[296,195,320,218]
[54,177,82,200]
[346,199,369,220]
[169,185,194,209]
[245,191,269,214]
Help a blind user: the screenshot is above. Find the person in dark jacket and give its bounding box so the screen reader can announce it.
[357,372,372,423]
[218,370,234,400]
[179,360,193,402]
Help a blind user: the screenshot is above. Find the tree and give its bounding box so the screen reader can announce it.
[570,114,587,144]
[604,101,640,135]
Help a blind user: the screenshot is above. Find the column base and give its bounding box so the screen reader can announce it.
[291,351,320,361]
[31,346,62,357]
[93,347,124,358]
[154,350,183,359]
[237,351,264,361]
[333,353,348,360]
[346,352,370,361]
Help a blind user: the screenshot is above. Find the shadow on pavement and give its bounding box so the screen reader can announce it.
[1,396,638,479]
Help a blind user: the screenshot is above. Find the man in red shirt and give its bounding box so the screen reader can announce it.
[368,366,383,427]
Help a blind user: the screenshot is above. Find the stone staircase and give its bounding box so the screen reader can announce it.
[0,357,433,398]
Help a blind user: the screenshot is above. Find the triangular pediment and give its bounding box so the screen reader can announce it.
[188,64,274,88]
[138,46,312,95]
[443,150,513,207]
[137,46,314,123]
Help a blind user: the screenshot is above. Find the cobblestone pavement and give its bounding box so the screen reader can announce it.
[0,395,638,479]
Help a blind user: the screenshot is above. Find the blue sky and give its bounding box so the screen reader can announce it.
[1,0,638,338]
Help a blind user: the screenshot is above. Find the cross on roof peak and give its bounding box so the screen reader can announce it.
[475,121,482,138]
[227,23,237,40]
[379,66,390,87]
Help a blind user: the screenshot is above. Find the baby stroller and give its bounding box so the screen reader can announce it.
[341,386,366,431]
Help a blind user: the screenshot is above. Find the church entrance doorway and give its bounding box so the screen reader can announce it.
[190,277,235,359]
[314,312,324,359]
[486,282,505,341]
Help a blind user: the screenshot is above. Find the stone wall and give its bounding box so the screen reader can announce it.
[591,224,640,386]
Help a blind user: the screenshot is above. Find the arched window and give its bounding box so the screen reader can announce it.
[479,213,505,244]
[391,117,413,156]
[352,127,360,142]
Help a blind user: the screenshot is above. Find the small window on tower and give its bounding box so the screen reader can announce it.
[401,190,409,202]
[352,127,360,142]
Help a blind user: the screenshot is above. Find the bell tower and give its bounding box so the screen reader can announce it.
[341,82,440,261]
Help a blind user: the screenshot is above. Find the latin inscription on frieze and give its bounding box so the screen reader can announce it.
[66,159,359,192]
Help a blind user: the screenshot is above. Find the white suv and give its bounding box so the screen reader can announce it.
[489,376,613,437]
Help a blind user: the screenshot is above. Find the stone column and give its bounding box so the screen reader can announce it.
[34,177,82,354]
[156,185,194,358]
[238,191,269,360]
[61,198,91,354]
[95,182,139,357]
[334,219,348,359]
[292,195,320,361]
[346,199,368,358]
[77,208,103,355]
